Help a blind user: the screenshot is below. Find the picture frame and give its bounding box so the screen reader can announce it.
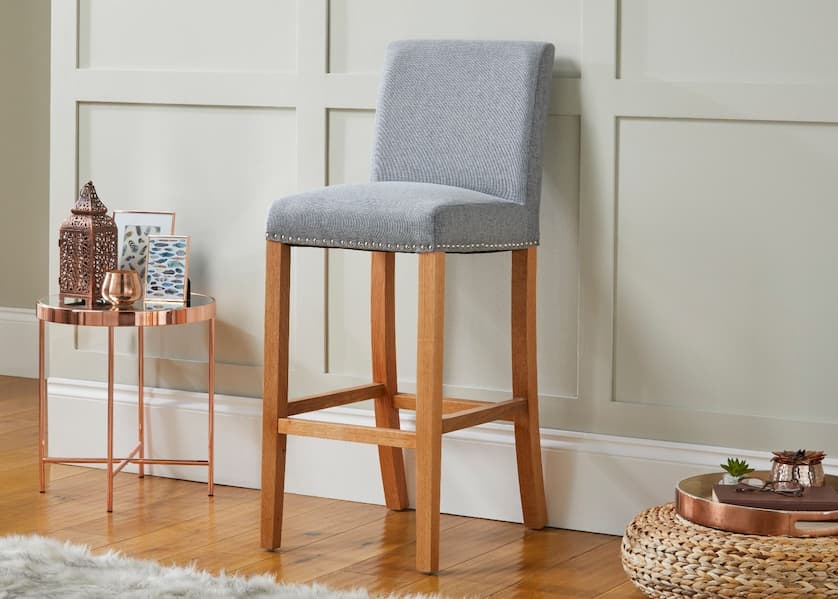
[144,235,190,303]
[113,211,176,284]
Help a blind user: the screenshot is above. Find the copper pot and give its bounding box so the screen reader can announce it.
[772,462,826,487]
[101,270,142,306]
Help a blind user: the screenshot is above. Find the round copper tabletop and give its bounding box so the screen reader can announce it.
[676,471,838,536]
[36,294,216,327]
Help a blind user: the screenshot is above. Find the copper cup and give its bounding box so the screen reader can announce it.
[772,461,826,487]
[101,270,142,306]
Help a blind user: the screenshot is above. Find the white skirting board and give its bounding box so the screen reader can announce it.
[0,307,38,378]
[45,377,838,536]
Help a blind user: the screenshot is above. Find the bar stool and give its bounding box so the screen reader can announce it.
[262,40,555,573]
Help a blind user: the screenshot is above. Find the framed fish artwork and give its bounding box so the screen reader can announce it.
[144,235,190,302]
[113,211,176,285]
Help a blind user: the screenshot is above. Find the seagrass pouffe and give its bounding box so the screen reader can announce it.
[622,504,838,598]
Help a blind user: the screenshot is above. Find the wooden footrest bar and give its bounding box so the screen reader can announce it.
[393,393,495,415]
[278,391,528,447]
[441,398,528,433]
[288,383,385,416]
[278,418,416,448]
[393,393,527,430]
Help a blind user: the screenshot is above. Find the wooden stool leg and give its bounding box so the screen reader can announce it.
[261,241,291,549]
[371,252,409,510]
[511,247,547,529]
[416,252,445,573]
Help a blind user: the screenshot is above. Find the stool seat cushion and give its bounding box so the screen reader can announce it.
[266,181,535,253]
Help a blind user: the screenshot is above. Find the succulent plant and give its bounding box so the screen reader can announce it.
[771,449,826,465]
[720,457,754,478]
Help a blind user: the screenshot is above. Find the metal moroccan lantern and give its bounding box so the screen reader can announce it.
[58,181,118,304]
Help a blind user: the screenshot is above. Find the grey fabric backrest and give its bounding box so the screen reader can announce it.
[370,40,555,238]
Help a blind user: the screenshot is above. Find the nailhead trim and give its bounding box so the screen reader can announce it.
[266,232,537,251]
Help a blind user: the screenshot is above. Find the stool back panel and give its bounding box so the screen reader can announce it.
[370,40,554,237]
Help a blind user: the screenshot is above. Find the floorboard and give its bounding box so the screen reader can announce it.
[0,376,642,597]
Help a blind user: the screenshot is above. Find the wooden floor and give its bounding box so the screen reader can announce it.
[0,375,642,598]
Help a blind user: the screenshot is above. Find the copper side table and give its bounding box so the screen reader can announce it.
[36,294,216,512]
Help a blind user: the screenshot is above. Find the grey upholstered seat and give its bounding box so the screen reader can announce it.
[267,182,533,252]
[266,40,554,254]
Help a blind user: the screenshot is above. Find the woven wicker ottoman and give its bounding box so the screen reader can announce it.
[622,504,838,597]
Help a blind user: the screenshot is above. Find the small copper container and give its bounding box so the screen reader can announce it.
[772,462,826,488]
[101,270,142,306]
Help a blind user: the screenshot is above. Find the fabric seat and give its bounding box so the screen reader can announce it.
[266,181,534,253]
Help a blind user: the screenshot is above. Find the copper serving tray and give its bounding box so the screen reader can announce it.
[676,472,838,537]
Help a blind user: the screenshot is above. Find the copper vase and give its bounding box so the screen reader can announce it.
[101,270,142,306]
[772,462,826,487]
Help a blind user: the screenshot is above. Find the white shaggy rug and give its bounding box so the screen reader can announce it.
[0,535,438,599]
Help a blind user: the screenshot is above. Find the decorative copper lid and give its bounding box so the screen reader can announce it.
[71,180,108,215]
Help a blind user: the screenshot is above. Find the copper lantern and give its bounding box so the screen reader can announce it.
[58,181,118,304]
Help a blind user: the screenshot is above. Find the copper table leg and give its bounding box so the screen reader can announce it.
[107,326,114,512]
[138,327,144,479]
[208,317,215,496]
[38,320,45,493]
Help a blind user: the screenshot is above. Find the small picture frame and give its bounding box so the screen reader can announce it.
[144,235,190,303]
[113,211,176,284]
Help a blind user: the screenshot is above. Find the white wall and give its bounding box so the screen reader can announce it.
[45,1,838,532]
[0,0,48,377]
[0,0,49,310]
